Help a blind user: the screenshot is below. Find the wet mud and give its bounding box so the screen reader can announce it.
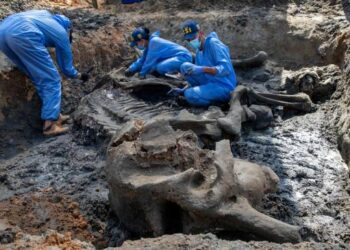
[233,106,350,244]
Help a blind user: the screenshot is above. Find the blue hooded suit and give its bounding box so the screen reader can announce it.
[0,10,78,120]
[128,31,192,77]
[181,32,237,106]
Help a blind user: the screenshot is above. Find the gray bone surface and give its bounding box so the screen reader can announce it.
[74,62,314,144]
[232,51,268,68]
[218,86,313,137]
[105,119,301,243]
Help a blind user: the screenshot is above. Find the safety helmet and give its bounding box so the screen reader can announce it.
[181,20,200,40]
[129,27,150,47]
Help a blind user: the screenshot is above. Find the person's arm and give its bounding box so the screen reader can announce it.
[203,67,217,75]
[206,39,231,77]
[139,39,160,77]
[54,31,78,78]
[128,52,146,73]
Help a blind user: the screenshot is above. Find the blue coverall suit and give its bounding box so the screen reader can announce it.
[128,31,192,77]
[180,32,237,107]
[0,10,78,121]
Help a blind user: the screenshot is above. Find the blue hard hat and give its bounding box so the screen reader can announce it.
[181,20,200,40]
[130,27,149,47]
[53,14,72,31]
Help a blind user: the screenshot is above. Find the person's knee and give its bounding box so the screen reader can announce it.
[179,54,192,64]
[155,63,167,75]
[180,62,194,75]
[184,88,209,107]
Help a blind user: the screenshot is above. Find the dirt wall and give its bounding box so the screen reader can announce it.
[335,42,350,166]
[0,7,130,159]
[107,0,346,69]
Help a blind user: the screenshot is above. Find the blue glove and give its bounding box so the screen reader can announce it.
[167,87,185,96]
[181,63,204,76]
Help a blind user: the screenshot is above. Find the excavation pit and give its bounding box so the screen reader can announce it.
[0,1,350,249]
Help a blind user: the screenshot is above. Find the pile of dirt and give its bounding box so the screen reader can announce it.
[0,189,95,243]
[0,0,84,20]
[0,0,48,19]
[3,229,95,250]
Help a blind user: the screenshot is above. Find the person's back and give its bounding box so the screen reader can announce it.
[147,32,191,61]
[0,10,76,78]
[0,10,84,136]
[1,10,67,45]
[125,28,192,78]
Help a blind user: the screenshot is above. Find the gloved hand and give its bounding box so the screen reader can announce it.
[167,87,185,97]
[125,69,135,77]
[181,62,204,76]
[77,72,89,82]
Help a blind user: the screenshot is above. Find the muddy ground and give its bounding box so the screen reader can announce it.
[0,0,350,249]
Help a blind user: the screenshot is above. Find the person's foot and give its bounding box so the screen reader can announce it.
[57,114,70,126]
[43,121,69,137]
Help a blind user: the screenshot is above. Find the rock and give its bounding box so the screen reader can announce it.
[0,228,16,244]
[248,105,274,129]
[252,69,272,82]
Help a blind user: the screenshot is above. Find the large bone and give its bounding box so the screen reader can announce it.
[217,86,248,138]
[106,120,301,243]
[247,88,313,112]
[232,51,268,68]
[218,86,313,137]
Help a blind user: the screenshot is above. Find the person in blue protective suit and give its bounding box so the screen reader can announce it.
[0,10,88,136]
[169,20,237,107]
[125,27,192,79]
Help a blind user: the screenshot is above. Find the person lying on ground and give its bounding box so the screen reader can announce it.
[169,20,237,107]
[125,27,192,79]
[0,10,89,136]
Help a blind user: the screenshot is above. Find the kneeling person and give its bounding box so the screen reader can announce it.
[178,20,237,107]
[125,27,192,78]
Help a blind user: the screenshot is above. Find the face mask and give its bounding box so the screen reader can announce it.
[189,38,201,50]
